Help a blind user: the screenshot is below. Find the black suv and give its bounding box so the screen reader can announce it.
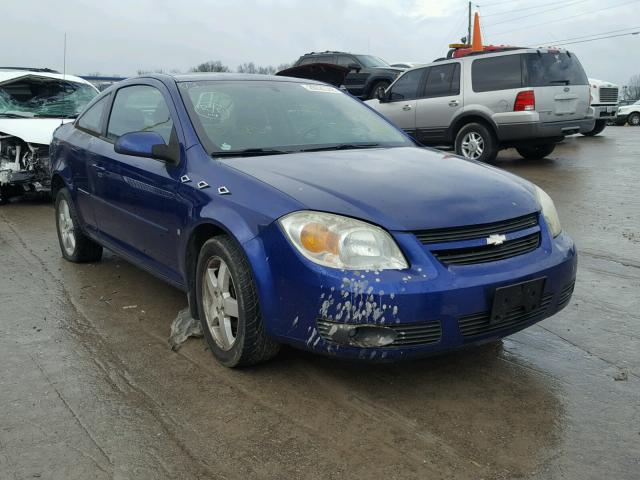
[293,51,402,99]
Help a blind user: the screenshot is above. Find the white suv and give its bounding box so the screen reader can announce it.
[366,48,594,162]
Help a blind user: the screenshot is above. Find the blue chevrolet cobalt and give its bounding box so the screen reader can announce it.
[50,74,577,367]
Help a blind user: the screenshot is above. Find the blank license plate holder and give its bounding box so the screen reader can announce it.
[490,278,546,324]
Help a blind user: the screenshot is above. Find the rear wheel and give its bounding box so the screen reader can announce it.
[628,112,640,126]
[196,235,279,367]
[368,81,390,100]
[581,120,606,136]
[516,143,556,160]
[55,188,103,262]
[454,122,498,162]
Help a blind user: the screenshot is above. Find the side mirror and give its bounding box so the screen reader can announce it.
[347,63,361,72]
[114,131,179,165]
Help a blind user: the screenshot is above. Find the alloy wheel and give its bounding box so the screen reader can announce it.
[202,256,239,351]
[58,198,76,256]
[460,131,485,159]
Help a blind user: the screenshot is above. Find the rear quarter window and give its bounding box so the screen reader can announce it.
[471,54,523,92]
[76,94,110,135]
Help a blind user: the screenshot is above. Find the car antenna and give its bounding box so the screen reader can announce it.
[62,32,67,125]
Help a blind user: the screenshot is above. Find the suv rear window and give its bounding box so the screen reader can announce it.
[472,54,523,92]
[524,52,588,86]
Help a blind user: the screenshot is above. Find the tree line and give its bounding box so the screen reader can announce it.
[135,60,292,76]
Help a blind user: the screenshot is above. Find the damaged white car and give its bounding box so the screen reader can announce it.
[0,68,98,202]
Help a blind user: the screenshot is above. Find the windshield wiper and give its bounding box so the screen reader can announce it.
[298,143,381,152]
[549,80,570,85]
[0,112,34,118]
[35,113,79,119]
[212,148,292,157]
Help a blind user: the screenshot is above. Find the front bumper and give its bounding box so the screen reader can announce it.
[245,219,577,361]
[591,105,618,119]
[497,117,595,142]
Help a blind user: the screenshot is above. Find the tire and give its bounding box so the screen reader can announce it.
[196,235,279,367]
[628,112,640,126]
[454,122,498,162]
[55,188,103,262]
[581,120,606,136]
[516,143,556,160]
[368,80,390,100]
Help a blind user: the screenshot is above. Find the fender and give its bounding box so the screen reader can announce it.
[447,107,500,143]
[364,74,397,96]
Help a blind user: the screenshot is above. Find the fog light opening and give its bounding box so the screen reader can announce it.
[325,323,397,347]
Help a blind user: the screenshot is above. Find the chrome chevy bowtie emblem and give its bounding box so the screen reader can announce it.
[487,234,507,246]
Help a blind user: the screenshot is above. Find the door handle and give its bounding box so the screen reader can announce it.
[91,163,106,176]
[448,100,459,107]
[402,104,412,111]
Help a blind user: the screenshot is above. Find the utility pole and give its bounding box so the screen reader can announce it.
[467,1,472,46]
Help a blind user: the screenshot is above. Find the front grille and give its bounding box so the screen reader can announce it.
[557,281,575,309]
[316,319,442,347]
[599,87,618,103]
[458,293,553,338]
[432,232,540,266]
[414,213,538,244]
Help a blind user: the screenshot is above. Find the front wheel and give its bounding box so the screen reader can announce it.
[55,188,103,262]
[582,120,606,136]
[516,143,556,160]
[368,81,390,100]
[196,236,279,367]
[628,112,640,126]
[454,123,498,162]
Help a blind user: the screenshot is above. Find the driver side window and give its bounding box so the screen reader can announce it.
[388,68,424,101]
[107,85,174,143]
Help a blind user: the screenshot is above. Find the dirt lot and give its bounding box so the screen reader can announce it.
[1,126,638,480]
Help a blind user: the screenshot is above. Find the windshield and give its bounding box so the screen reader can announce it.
[0,76,98,118]
[524,52,588,86]
[178,80,412,155]
[356,55,390,68]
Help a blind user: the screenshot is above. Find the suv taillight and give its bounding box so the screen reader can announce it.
[514,90,535,111]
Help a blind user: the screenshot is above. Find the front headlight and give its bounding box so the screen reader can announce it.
[534,185,562,237]
[278,211,408,270]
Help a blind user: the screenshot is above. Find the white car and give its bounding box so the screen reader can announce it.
[617,100,640,126]
[0,68,98,202]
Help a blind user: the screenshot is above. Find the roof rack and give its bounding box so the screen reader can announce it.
[0,67,61,73]
[303,50,347,55]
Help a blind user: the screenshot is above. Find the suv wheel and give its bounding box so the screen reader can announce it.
[582,120,606,136]
[516,143,556,160]
[196,235,280,367]
[454,123,498,162]
[628,112,640,126]
[55,188,103,262]
[369,81,390,100]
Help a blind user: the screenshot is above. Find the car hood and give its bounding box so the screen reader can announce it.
[276,64,349,87]
[0,118,73,144]
[222,147,540,231]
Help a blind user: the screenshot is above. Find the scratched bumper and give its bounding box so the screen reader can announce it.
[244,221,577,361]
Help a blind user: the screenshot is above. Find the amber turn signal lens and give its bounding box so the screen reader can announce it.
[300,222,339,254]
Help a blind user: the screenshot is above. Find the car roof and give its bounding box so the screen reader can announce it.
[141,72,325,85]
[0,69,95,87]
[414,47,572,69]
